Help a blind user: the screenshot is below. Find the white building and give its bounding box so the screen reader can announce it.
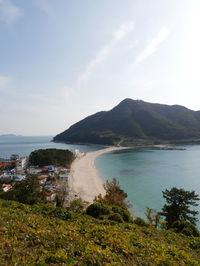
[16,157,28,170]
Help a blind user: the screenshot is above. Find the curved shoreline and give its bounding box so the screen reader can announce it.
[69,146,128,203]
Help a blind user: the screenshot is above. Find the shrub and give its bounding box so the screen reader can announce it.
[86,203,110,218]
[1,200,12,208]
[111,205,132,222]
[108,213,123,223]
[190,239,200,250]
[95,178,130,209]
[0,175,46,205]
[69,198,88,213]
[133,217,149,227]
[32,204,72,221]
[171,220,200,237]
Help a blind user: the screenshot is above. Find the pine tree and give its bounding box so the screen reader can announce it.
[162,187,200,228]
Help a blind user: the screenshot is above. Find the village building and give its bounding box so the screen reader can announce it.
[2,184,12,192]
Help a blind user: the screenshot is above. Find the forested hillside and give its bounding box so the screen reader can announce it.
[54,98,200,145]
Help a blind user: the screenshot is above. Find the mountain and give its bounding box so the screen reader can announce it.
[54,98,200,145]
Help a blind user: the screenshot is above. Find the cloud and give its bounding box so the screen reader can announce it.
[0,0,22,24]
[113,22,135,40]
[133,27,170,67]
[0,76,11,91]
[78,21,134,84]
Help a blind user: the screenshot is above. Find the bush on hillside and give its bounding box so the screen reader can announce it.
[111,205,132,222]
[108,213,123,223]
[68,198,88,213]
[95,178,131,209]
[171,220,200,237]
[86,203,110,218]
[133,217,149,227]
[0,199,200,265]
[32,204,72,221]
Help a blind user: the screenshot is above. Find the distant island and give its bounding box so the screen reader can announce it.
[0,134,22,137]
[53,98,200,146]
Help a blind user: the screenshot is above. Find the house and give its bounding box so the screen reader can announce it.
[37,174,48,184]
[27,167,41,175]
[41,167,48,173]
[10,154,20,161]
[2,184,12,192]
[44,184,54,190]
[45,165,55,172]
[14,175,26,181]
[0,173,13,182]
[59,173,69,181]
[45,192,56,202]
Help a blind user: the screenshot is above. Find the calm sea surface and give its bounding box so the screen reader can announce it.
[95,146,200,224]
[0,136,102,158]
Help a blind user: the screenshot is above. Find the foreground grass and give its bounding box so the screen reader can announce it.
[0,200,200,265]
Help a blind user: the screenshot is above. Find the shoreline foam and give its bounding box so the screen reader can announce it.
[69,146,128,203]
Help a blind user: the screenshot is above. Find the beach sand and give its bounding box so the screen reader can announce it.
[69,146,127,203]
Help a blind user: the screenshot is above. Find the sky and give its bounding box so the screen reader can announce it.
[0,0,200,135]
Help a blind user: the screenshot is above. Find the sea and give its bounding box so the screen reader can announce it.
[1,136,200,224]
[95,145,200,224]
[0,135,102,158]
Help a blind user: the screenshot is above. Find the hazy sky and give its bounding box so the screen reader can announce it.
[1,0,200,135]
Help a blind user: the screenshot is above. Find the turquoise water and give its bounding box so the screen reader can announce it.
[0,136,102,158]
[95,146,200,223]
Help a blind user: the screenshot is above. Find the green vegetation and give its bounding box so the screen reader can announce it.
[0,175,45,204]
[89,178,132,222]
[1,176,200,264]
[69,198,88,213]
[162,187,199,227]
[0,199,200,265]
[133,217,149,227]
[86,202,110,218]
[29,148,74,167]
[54,98,200,145]
[171,220,200,237]
[95,178,130,209]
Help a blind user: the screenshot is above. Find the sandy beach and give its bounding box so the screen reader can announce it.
[69,146,128,203]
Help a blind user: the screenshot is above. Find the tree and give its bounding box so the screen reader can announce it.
[69,198,88,213]
[162,187,200,228]
[29,149,74,167]
[55,183,69,207]
[145,207,161,228]
[0,175,46,205]
[94,178,131,209]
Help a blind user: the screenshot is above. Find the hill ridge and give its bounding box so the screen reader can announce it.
[54,99,200,145]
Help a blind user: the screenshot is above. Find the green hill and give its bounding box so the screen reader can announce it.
[54,99,200,145]
[29,148,74,167]
[0,199,200,265]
